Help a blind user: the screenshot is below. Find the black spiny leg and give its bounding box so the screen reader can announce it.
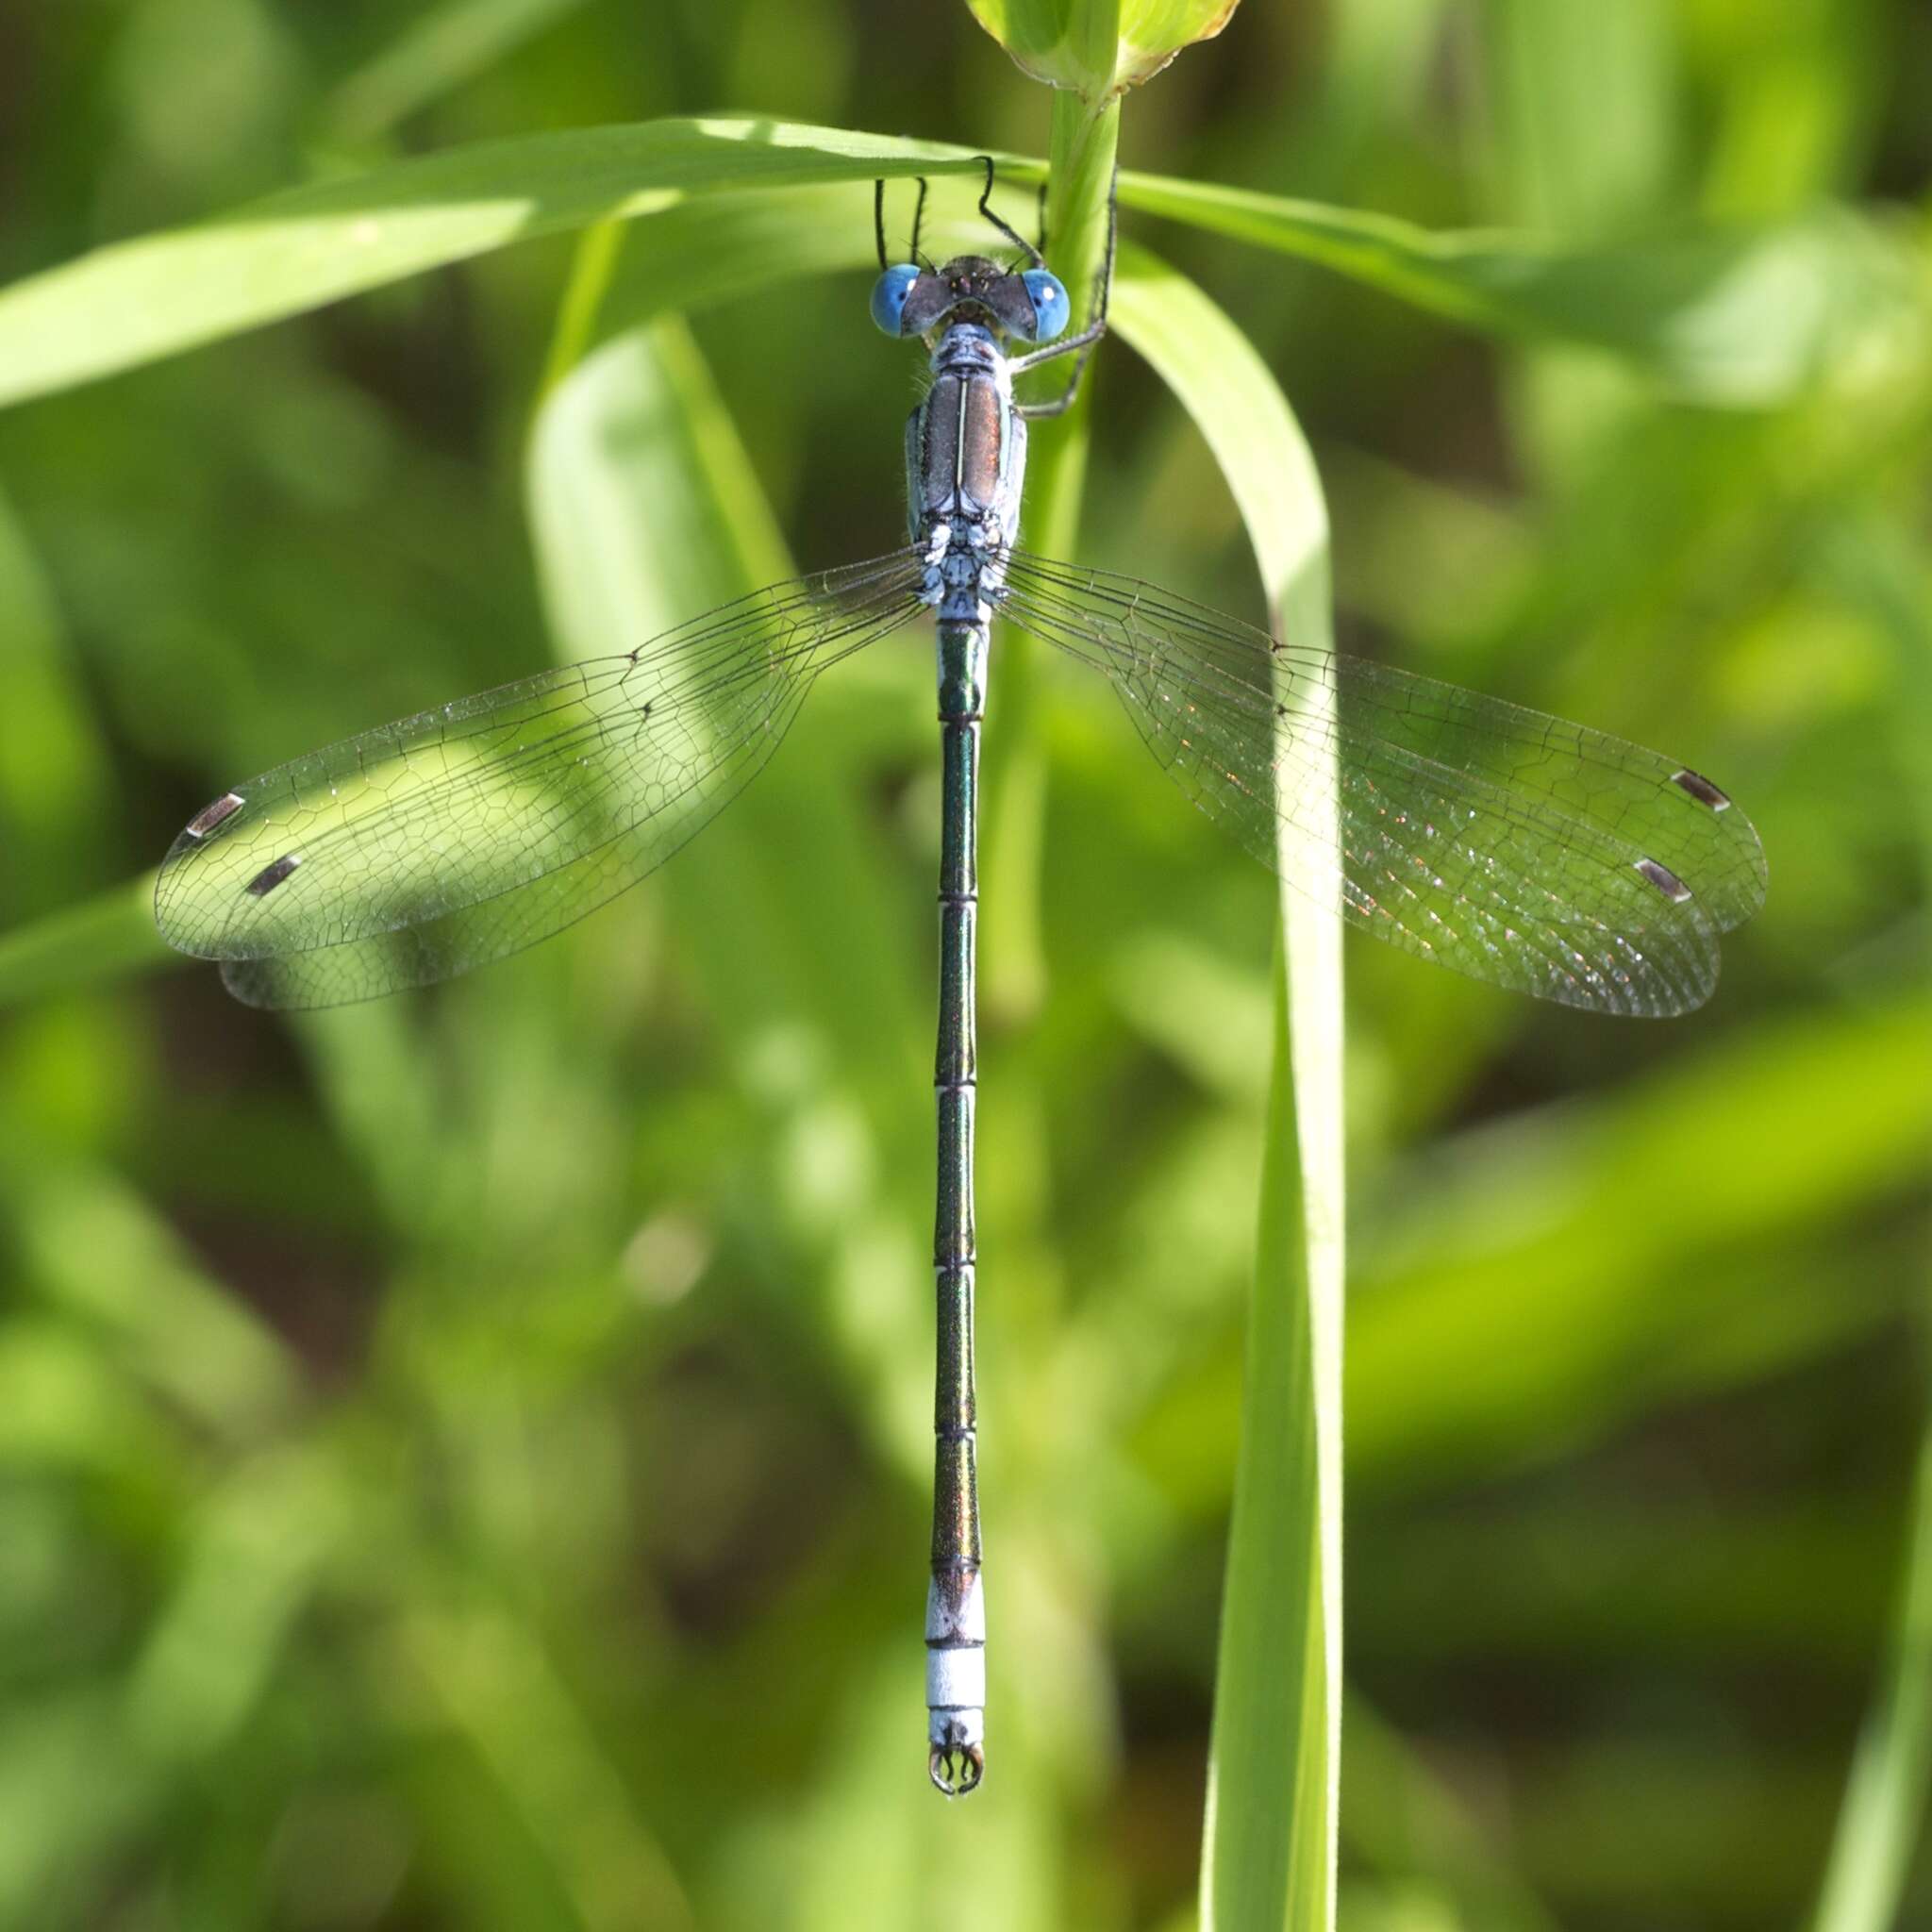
[874,175,933,269]
[973,154,1048,269]
[1011,164,1117,422]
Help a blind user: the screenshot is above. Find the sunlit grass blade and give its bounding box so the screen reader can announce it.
[0,121,987,410]
[526,291,933,1440]
[1112,243,1344,1929]
[530,312,791,654]
[1196,958,1337,1932]
[3,113,1917,419]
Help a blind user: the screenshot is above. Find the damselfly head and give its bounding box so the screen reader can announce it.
[871,255,1070,345]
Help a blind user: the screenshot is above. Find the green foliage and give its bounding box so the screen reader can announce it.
[0,122,981,408]
[1810,1381,1932,1932]
[0,3,1928,1929]
[1113,246,1343,1929]
[7,115,1912,414]
[1116,179,1928,408]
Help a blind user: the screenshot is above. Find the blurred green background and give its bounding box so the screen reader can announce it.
[3,1,1931,1927]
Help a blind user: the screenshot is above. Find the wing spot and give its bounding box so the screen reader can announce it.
[1634,856,1692,903]
[1671,768,1731,811]
[186,792,244,839]
[245,854,303,897]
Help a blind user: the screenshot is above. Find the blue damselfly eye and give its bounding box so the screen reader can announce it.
[871,264,921,336]
[1019,269,1071,342]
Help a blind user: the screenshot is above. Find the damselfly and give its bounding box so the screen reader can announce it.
[156,162,1766,1795]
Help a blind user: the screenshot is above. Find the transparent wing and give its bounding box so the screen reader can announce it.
[999,551,1766,1017]
[156,553,928,1009]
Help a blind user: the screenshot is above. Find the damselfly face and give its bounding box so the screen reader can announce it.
[871,254,1071,344]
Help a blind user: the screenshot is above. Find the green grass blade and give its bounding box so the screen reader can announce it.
[1116,172,1928,406]
[0,120,989,410]
[0,475,130,975]
[0,877,172,1008]
[1807,1373,1932,1932]
[525,302,934,1421]
[1805,512,1932,1932]
[982,93,1119,1023]
[540,219,627,396]
[2,110,1911,415]
[1112,243,1344,1931]
[530,315,791,653]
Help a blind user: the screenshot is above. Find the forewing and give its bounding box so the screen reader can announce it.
[999,552,1765,1017]
[157,554,926,1008]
